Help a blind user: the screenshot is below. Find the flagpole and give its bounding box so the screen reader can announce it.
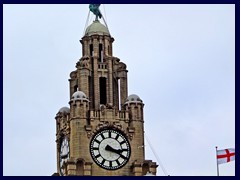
[215,146,219,176]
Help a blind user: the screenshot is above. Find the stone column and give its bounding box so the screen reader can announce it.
[107,58,113,106]
[120,74,128,108]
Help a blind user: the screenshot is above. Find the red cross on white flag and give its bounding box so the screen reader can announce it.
[217,148,235,164]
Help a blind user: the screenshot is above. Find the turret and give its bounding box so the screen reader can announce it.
[68,91,90,161]
[124,94,144,122]
[55,107,70,176]
[124,94,145,162]
[55,107,70,132]
[69,91,89,118]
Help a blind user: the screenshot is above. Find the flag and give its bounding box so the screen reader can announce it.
[217,148,235,164]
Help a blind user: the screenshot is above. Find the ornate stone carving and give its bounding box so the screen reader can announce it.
[113,57,127,72]
[77,56,90,68]
[106,103,114,109]
[87,132,93,139]
[99,104,106,115]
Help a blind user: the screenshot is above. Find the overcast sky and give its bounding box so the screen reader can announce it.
[3,4,235,176]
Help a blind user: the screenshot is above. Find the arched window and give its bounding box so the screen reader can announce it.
[76,160,84,175]
[99,77,106,105]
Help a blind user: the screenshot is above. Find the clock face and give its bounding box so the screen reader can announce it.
[90,129,131,170]
[59,137,70,176]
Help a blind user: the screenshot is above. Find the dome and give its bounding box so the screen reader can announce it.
[58,107,70,113]
[144,172,155,176]
[124,94,143,104]
[71,91,89,101]
[85,20,110,36]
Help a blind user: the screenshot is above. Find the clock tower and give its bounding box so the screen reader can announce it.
[54,5,158,176]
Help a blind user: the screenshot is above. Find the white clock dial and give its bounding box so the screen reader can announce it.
[59,137,70,176]
[90,129,131,170]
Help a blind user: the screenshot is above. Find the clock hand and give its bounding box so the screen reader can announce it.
[105,145,122,154]
[60,154,68,158]
[105,145,126,159]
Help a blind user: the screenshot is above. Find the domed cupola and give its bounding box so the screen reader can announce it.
[71,91,89,101]
[70,91,89,102]
[55,106,70,120]
[85,20,110,36]
[58,107,70,114]
[124,94,143,105]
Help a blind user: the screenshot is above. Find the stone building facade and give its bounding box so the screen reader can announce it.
[53,18,158,176]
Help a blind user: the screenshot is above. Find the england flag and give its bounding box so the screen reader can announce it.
[217,148,235,165]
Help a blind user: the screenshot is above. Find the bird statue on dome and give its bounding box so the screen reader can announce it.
[89,4,102,20]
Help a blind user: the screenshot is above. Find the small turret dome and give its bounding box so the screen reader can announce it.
[144,172,155,176]
[71,91,89,101]
[58,107,70,113]
[85,20,110,36]
[124,94,143,105]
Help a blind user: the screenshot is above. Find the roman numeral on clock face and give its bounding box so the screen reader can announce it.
[94,139,101,144]
[116,159,121,166]
[115,134,119,140]
[100,133,105,140]
[95,154,101,159]
[101,159,105,165]
[120,141,126,145]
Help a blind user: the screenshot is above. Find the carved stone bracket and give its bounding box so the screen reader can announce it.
[87,132,93,139]
[85,125,92,131]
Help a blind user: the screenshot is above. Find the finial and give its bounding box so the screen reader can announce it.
[89,4,102,20]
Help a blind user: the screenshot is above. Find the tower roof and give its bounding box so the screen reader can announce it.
[58,107,70,113]
[124,94,143,105]
[85,20,110,36]
[71,91,89,102]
